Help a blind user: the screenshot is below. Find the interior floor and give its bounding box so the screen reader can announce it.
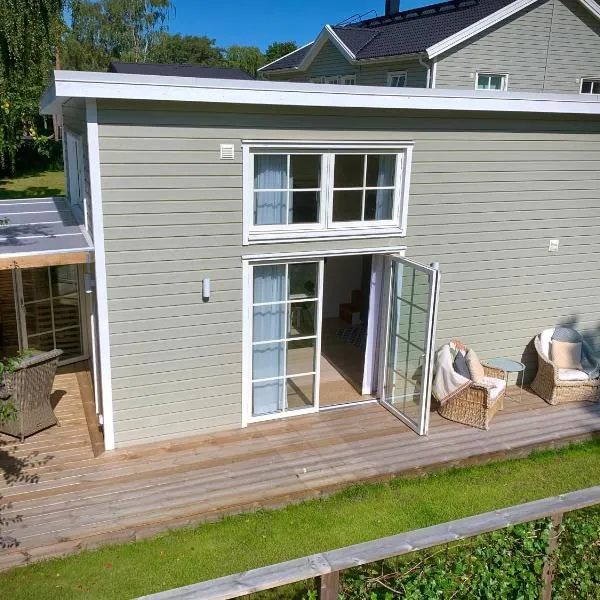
[320,317,376,407]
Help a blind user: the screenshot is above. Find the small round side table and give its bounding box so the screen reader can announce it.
[485,357,526,402]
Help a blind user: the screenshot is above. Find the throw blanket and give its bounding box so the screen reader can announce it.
[553,327,600,379]
[432,345,472,406]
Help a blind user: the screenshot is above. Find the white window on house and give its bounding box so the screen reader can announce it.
[476,73,508,91]
[64,130,87,227]
[309,77,325,83]
[387,71,407,87]
[244,144,413,243]
[324,76,341,84]
[341,75,356,85]
[580,79,600,94]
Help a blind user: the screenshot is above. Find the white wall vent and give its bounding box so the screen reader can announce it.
[220,144,235,160]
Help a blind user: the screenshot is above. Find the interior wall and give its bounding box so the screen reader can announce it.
[322,255,365,320]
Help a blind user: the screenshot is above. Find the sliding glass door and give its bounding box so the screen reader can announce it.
[15,265,87,364]
[251,261,323,418]
[380,256,440,435]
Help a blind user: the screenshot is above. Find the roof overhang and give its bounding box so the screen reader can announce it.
[0,197,93,270]
[427,0,600,59]
[41,70,600,117]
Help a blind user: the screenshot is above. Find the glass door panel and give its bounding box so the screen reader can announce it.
[251,261,322,417]
[20,265,85,362]
[381,257,440,435]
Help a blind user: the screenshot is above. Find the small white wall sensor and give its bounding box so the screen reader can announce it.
[202,278,211,300]
[220,144,235,160]
[548,239,560,253]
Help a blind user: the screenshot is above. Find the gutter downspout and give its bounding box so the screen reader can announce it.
[418,55,431,88]
[431,57,438,88]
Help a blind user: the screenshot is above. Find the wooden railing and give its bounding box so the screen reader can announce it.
[137,486,600,600]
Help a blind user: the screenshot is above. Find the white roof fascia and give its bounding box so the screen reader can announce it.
[427,0,600,59]
[297,25,356,71]
[41,70,600,116]
[257,41,315,73]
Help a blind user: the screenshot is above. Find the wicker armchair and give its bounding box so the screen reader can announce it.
[0,349,63,442]
[530,333,600,405]
[437,362,506,430]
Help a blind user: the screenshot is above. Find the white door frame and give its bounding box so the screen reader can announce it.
[241,245,406,427]
[378,255,440,435]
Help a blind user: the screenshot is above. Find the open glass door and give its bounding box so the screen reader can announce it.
[380,256,440,435]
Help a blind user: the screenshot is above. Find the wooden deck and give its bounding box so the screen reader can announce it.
[0,384,598,570]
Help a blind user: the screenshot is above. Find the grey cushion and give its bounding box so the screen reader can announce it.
[552,327,581,343]
[453,352,471,379]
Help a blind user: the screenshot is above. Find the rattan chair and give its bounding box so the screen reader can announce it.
[436,360,506,430]
[0,349,63,442]
[530,333,600,405]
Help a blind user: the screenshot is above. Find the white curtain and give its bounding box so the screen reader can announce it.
[252,265,286,415]
[254,155,287,225]
[375,155,395,220]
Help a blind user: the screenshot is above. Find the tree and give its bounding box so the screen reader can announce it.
[0,0,64,171]
[64,0,173,71]
[224,45,264,77]
[148,33,223,65]
[264,41,297,65]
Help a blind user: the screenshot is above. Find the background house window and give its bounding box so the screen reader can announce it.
[476,73,507,91]
[341,75,356,85]
[309,77,325,83]
[387,72,407,87]
[246,145,412,242]
[581,79,600,94]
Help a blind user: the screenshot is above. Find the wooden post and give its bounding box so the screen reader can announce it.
[318,571,340,600]
[541,512,564,600]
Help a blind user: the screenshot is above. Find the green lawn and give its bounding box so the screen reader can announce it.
[0,440,599,599]
[0,169,65,200]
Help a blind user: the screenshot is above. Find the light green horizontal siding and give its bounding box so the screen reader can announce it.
[436,0,600,94]
[98,99,600,446]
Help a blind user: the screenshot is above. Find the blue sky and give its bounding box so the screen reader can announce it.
[168,0,432,50]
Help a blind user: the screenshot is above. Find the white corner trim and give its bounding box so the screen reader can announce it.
[41,70,600,116]
[257,41,315,73]
[427,0,542,58]
[428,0,600,59]
[86,98,115,451]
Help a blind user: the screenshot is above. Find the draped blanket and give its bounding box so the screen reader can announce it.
[432,345,472,406]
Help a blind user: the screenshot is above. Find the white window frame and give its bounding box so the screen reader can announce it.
[387,71,408,87]
[309,76,324,83]
[341,75,356,85]
[580,78,600,94]
[324,75,341,84]
[242,141,414,245]
[64,129,88,228]
[475,72,508,91]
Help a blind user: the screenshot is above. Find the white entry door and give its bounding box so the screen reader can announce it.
[379,256,440,435]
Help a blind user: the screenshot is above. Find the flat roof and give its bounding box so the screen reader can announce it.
[0,197,93,258]
[41,70,600,116]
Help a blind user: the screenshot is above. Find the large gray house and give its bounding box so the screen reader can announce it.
[23,68,599,451]
[260,0,600,94]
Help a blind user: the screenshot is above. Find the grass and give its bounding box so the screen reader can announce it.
[0,169,65,200]
[0,440,598,599]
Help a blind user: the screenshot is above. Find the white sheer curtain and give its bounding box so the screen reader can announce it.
[252,265,286,415]
[254,155,287,225]
[375,155,395,220]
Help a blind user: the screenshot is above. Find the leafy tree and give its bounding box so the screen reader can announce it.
[148,33,223,65]
[264,41,297,64]
[64,0,173,70]
[224,45,264,76]
[0,0,63,171]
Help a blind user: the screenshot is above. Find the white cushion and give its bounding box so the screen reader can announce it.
[539,328,555,361]
[558,368,590,382]
[479,376,506,400]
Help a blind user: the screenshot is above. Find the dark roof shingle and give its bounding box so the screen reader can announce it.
[261,0,519,70]
[109,62,254,80]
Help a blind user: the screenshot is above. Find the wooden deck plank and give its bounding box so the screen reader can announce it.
[0,385,598,568]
